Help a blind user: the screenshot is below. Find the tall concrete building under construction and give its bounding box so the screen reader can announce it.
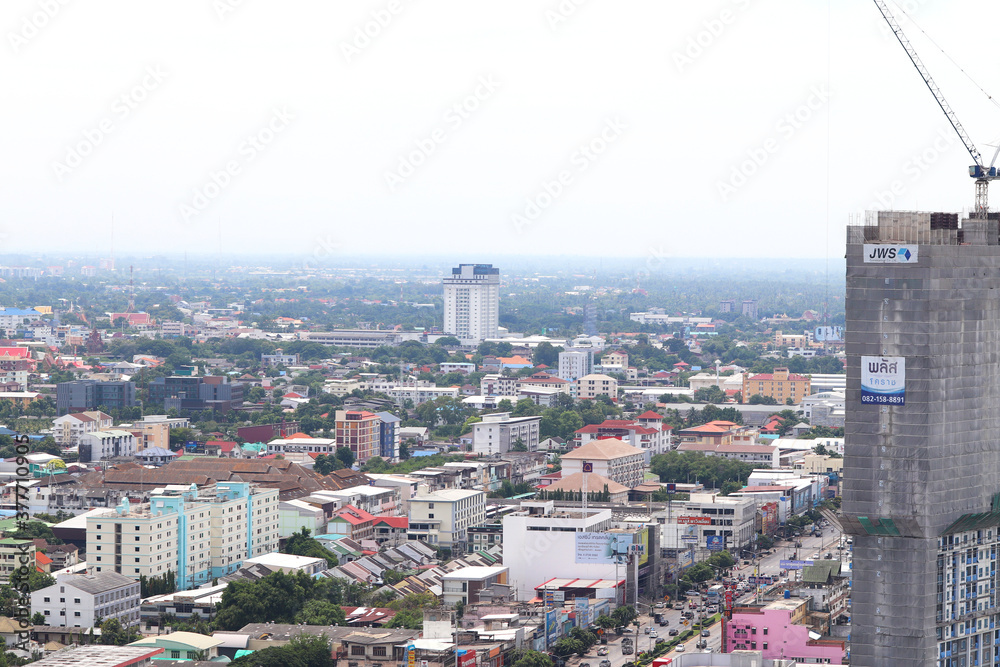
[843,210,1000,665]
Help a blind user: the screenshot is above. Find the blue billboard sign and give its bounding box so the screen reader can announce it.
[779,559,814,570]
[706,536,724,551]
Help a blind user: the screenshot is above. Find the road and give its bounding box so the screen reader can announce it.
[567,527,850,666]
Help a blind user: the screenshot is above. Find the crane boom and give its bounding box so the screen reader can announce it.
[874,0,995,218]
[874,0,982,166]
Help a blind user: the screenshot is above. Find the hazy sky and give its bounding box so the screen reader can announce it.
[2,0,998,262]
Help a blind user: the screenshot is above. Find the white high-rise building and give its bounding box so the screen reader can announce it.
[443,264,500,344]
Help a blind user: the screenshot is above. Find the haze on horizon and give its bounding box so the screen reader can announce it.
[3,0,998,261]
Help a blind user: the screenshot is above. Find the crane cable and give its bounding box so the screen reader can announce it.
[888,0,1000,113]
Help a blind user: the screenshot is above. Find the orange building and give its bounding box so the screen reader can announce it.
[741,367,812,405]
[334,410,380,461]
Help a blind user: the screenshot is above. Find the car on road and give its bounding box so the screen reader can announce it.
[599,660,611,667]
[696,640,708,649]
[659,619,668,627]
[597,647,608,656]
[649,630,657,638]
[675,644,686,652]
[668,628,679,636]
[701,630,711,637]
[644,627,650,635]
[655,602,665,609]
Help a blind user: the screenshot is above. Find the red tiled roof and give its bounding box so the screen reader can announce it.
[286,432,313,439]
[373,516,408,529]
[333,504,376,525]
[35,552,52,566]
[636,411,663,420]
[0,348,29,359]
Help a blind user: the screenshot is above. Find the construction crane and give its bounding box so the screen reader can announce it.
[874,0,1000,218]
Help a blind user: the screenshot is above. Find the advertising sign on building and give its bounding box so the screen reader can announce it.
[779,559,815,570]
[678,516,713,525]
[814,325,844,342]
[863,244,919,264]
[545,610,559,645]
[706,536,724,551]
[407,645,416,667]
[861,356,906,405]
[575,532,636,564]
[458,651,476,667]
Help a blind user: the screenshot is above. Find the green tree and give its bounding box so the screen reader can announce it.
[295,599,347,626]
[97,618,141,645]
[747,394,778,405]
[552,638,584,657]
[335,446,355,469]
[284,528,339,568]
[168,427,197,446]
[230,634,335,667]
[720,480,742,496]
[510,649,554,667]
[693,386,726,404]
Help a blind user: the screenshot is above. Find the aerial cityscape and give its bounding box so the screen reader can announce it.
[6,1,1000,667]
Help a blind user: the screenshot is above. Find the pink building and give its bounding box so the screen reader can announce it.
[723,598,846,663]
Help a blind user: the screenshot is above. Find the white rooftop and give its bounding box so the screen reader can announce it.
[441,566,507,581]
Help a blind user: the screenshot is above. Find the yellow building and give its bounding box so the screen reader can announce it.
[742,368,811,405]
[575,374,618,401]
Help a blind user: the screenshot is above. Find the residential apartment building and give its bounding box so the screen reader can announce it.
[335,410,381,461]
[375,411,400,460]
[442,263,500,344]
[56,380,136,415]
[261,353,299,366]
[741,368,811,405]
[441,565,509,606]
[78,430,137,463]
[148,375,244,412]
[0,539,34,584]
[470,412,541,455]
[560,438,645,489]
[572,411,670,462]
[675,442,779,468]
[86,482,279,589]
[675,420,757,446]
[31,572,139,628]
[121,420,171,451]
[557,349,594,382]
[52,411,113,448]
[407,488,486,552]
[575,374,618,401]
[723,598,846,663]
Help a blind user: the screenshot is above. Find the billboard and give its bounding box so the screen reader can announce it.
[706,536,724,551]
[863,244,918,264]
[545,610,559,645]
[678,516,712,525]
[575,532,646,564]
[861,356,906,405]
[814,325,844,342]
[779,559,814,570]
[458,651,476,667]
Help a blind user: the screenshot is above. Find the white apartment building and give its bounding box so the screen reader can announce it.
[558,349,594,382]
[31,572,139,628]
[407,488,486,552]
[52,411,113,448]
[310,485,403,517]
[560,438,646,489]
[442,264,500,344]
[575,374,618,401]
[87,482,279,589]
[654,492,758,557]
[385,385,460,405]
[502,501,642,600]
[265,436,336,455]
[470,412,541,455]
[79,430,137,463]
